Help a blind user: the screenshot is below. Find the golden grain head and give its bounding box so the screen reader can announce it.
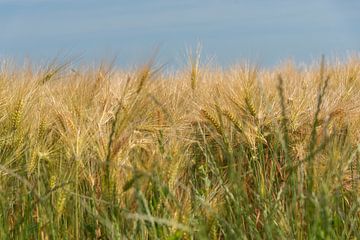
[222,108,242,132]
[11,99,23,131]
[244,95,257,118]
[200,109,222,134]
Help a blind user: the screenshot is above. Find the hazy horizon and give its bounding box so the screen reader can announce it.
[1,0,359,68]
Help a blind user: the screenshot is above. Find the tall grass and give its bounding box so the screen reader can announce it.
[1,56,360,239]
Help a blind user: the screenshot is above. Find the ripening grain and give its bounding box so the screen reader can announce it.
[1,56,360,239]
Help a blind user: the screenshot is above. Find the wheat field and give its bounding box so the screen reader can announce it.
[1,56,360,239]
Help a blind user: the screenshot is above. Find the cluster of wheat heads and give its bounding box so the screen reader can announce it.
[0,56,360,239]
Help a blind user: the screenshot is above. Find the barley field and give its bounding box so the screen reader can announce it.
[1,56,360,239]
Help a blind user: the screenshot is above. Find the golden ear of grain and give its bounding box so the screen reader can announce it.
[38,118,46,139]
[55,112,76,134]
[190,66,197,91]
[55,112,67,133]
[11,99,23,131]
[200,109,222,134]
[188,44,201,91]
[12,132,25,149]
[244,95,257,119]
[136,64,152,94]
[222,108,243,132]
[168,157,182,191]
[42,72,55,84]
[110,135,129,160]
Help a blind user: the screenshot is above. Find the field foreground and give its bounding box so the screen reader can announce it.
[1,57,360,239]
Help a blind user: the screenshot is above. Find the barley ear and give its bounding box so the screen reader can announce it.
[188,44,201,91]
[244,95,257,119]
[210,218,218,240]
[137,67,150,94]
[49,175,57,190]
[27,151,38,176]
[56,189,67,216]
[200,109,222,134]
[222,108,243,132]
[38,118,46,140]
[11,99,23,131]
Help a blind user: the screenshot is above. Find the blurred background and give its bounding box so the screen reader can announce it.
[0,0,359,68]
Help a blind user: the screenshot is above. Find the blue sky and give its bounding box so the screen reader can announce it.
[0,0,359,67]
